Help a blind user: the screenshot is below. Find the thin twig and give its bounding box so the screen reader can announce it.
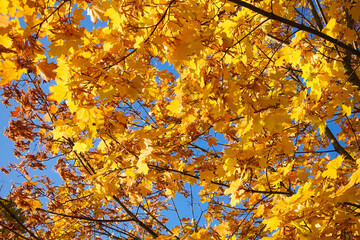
[37,208,133,223]
[32,0,71,38]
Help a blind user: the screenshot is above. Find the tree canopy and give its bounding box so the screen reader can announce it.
[1,0,360,239]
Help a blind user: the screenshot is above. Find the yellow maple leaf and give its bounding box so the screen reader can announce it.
[104,7,123,28]
[0,34,12,48]
[290,106,306,122]
[348,164,360,187]
[49,82,69,102]
[28,199,42,211]
[129,192,143,205]
[73,141,89,153]
[137,139,152,175]
[76,107,91,123]
[214,222,230,237]
[224,178,241,195]
[200,170,215,183]
[139,180,152,195]
[48,40,72,58]
[137,159,149,175]
[0,0,9,15]
[166,98,183,116]
[263,216,280,232]
[344,28,357,43]
[341,103,352,116]
[0,60,26,86]
[87,3,104,24]
[98,84,116,101]
[213,120,227,132]
[54,56,70,80]
[322,18,339,38]
[104,180,117,197]
[322,156,344,179]
[92,182,106,198]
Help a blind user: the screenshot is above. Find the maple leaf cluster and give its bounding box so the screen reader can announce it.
[1,0,360,239]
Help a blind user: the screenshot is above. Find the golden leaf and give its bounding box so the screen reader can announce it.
[322,156,344,179]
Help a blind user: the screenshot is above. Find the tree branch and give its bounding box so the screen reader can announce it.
[148,164,294,196]
[36,208,133,223]
[307,0,324,30]
[325,126,355,163]
[70,145,159,238]
[227,0,360,57]
[32,0,71,38]
[139,204,178,239]
[0,198,41,240]
[0,221,28,240]
[112,196,158,238]
[343,202,360,208]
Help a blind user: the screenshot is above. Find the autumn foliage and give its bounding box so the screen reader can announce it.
[1,0,360,239]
